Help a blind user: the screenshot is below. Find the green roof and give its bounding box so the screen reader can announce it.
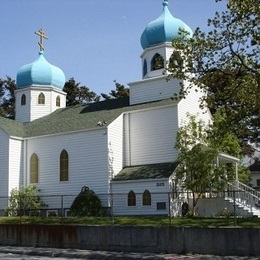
[0,116,25,137]
[112,162,178,181]
[0,97,176,138]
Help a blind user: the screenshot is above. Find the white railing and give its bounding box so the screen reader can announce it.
[227,181,260,214]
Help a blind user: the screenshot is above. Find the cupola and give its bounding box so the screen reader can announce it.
[140,0,193,50]
[15,29,67,123]
[16,50,65,89]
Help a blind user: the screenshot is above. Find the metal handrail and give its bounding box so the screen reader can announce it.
[227,181,260,212]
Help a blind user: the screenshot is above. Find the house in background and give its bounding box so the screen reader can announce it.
[0,1,252,217]
[249,160,260,191]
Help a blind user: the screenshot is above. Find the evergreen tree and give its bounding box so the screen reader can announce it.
[0,76,16,119]
[70,186,102,217]
[101,80,129,100]
[63,78,100,106]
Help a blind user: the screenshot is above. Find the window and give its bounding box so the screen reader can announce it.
[169,51,183,69]
[38,92,45,104]
[257,179,260,187]
[46,210,58,217]
[60,149,69,181]
[128,190,136,206]
[142,189,151,206]
[56,96,60,107]
[30,153,39,183]
[157,202,166,210]
[143,59,147,77]
[151,53,164,71]
[21,94,26,105]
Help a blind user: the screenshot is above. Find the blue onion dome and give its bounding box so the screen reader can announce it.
[140,0,193,50]
[16,51,65,89]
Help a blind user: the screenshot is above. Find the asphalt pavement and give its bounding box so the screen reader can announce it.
[0,246,259,259]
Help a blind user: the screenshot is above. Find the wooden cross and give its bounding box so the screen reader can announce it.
[35,29,48,51]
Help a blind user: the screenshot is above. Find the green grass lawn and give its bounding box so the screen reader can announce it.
[0,216,259,227]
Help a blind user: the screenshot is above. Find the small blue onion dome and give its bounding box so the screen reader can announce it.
[140,1,193,50]
[16,51,65,89]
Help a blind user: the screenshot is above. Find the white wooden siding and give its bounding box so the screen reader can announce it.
[30,88,52,121]
[0,130,9,209]
[107,115,124,179]
[129,76,182,105]
[111,179,170,216]
[50,88,66,110]
[178,81,212,127]
[15,88,31,122]
[15,87,66,122]
[124,105,179,166]
[26,129,109,208]
[9,138,23,193]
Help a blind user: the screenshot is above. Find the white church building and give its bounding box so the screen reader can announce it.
[0,1,230,217]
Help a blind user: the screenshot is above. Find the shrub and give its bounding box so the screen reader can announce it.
[70,186,102,217]
[5,185,47,216]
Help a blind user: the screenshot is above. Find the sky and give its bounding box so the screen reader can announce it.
[0,0,228,96]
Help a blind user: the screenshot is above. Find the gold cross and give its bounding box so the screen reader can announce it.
[35,29,48,51]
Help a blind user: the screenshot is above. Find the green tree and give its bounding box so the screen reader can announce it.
[63,78,100,106]
[175,115,222,208]
[5,185,47,216]
[0,76,16,119]
[101,80,129,100]
[175,115,249,211]
[70,186,102,217]
[169,0,260,155]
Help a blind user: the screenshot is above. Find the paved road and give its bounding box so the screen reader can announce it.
[0,247,259,259]
[0,253,76,260]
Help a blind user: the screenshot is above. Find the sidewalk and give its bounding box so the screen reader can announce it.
[0,246,259,260]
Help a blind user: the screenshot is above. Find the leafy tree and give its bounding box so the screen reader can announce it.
[0,76,16,118]
[175,116,222,201]
[63,78,100,106]
[101,80,129,100]
[70,186,102,217]
[175,114,250,211]
[5,185,47,216]
[168,0,260,155]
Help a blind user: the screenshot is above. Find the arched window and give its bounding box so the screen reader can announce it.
[21,94,26,105]
[169,51,183,69]
[143,59,147,77]
[142,189,151,206]
[38,92,45,104]
[60,149,69,181]
[30,153,39,183]
[151,53,164,71]
[56,96,60,107]
[128,190,136,206]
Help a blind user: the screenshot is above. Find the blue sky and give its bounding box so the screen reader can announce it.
[0,0,227,95]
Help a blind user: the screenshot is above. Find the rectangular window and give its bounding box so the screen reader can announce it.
[46,210,58,217]
[257,179,260,187]
[157,202,166,210]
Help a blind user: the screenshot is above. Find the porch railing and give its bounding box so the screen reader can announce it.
[226,181,260,213]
